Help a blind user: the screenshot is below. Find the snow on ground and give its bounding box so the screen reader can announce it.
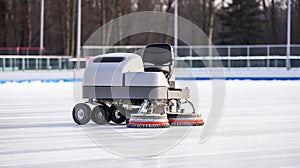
[0,81,300,167]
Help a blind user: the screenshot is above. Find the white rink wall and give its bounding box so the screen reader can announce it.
[175,68,300,80]
[0,68,300,82]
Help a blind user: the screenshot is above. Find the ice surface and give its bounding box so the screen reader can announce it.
[0,81,300,167]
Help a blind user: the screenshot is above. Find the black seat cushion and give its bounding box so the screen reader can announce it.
[144,66,170,75]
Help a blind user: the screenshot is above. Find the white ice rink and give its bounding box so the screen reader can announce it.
[1,80,300,167]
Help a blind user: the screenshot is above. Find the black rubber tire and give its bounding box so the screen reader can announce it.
[72,103,91,125]
[92,105,110,125]
[98,103,112,122]
[110,105,126,124]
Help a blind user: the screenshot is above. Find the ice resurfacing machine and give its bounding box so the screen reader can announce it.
[72,44,204,128]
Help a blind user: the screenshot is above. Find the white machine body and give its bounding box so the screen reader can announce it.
[82,52,178,100]
[83,53,169,87]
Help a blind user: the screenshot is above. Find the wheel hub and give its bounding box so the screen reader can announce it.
[114,110,121,119]
[96,111,103,119]
[76,109,85,120]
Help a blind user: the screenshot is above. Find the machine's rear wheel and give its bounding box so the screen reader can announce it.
[98,103,112,122]
[92,105,111,125]
[111,105,126,124]
[72,103,91,125]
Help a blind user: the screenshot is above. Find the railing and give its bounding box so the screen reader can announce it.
[82,44,300,68]
[175,55,300,68]
[0,55,72,71]
[1,44,300,71]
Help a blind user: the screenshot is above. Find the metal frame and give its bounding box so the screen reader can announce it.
[1,44,300,71]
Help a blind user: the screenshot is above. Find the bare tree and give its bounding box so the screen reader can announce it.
[208,0,215,44]
[71,0,77,56]
[118,0,123,45]
[261,0,271,43]
[101,0,107,44]
[271,0,278,43]
[202,0,207,34]
[65,0,71,55]
[105,0,118,45]
[0,0,7,47]
[26,0,33,46]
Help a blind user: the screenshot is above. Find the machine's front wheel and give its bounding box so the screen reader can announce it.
[92,105,111,125]
[111,105,126,124]
[72,103,91,125]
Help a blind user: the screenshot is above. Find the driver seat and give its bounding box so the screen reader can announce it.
[142,43,175,87]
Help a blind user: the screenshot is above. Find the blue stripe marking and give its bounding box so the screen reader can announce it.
[0,78,82,84]
[1,77,300,84]
[175,77,300,81]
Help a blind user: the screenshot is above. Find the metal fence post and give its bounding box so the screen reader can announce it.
[26,58,29,69]
[39,58,42,69]
[228,46,231,69]
[9,58,12,71]
[247,46,250,69]
[267,46,270,69]
[26,49,29,69]
[2,58,4,71]
[35,58,38,70]
[209,45,213,67]
[174,46,177,68]
[58,57,62,70]
[13,58,16,71]
[189,46,192,67]
[47,57,50,70]
[22,57,25,71]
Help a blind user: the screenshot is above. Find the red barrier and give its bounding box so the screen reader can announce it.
[0,46,45,54]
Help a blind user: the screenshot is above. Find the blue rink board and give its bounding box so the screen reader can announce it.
[176,77,300,81]
[1,77,300,84]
